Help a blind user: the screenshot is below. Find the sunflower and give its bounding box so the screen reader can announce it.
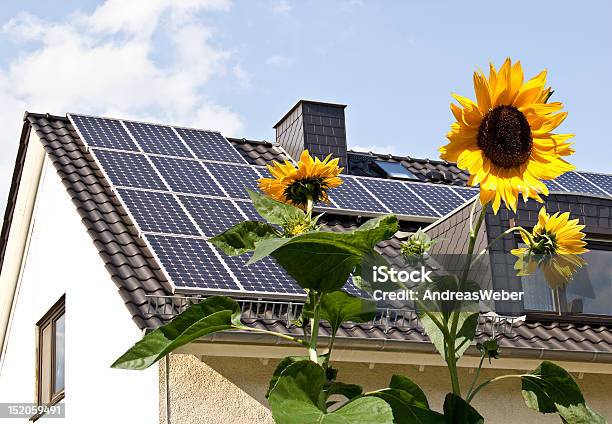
[258,150,343,209]
[511,207,587,288]
[440,58,575,213]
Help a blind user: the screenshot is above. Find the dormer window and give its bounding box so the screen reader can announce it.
[373,161,419,180]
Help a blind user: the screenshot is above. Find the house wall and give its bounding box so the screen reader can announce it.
[0,158,158,423]
[162,353,612,423]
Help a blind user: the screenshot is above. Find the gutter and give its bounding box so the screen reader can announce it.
[175,330,612,372]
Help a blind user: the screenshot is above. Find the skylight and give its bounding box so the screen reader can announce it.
[374,161,419,180]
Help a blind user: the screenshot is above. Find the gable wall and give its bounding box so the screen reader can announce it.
[0,154,158,423]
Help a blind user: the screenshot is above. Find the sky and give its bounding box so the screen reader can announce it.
[0,0,610,213]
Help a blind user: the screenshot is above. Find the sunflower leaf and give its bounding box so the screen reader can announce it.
[521,361,606,422]
[248,215,398,292]
[111,296,241,370]
[209,220,280,256]
[248,188,305,226]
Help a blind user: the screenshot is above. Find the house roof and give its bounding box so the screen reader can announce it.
[2,112,612,362]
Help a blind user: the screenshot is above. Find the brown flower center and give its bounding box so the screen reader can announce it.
[477,105,533,168]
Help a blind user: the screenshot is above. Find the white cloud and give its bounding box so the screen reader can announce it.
[270,0,291,14]
[265,55,295,67]
[232,64,252,88]
[0,0,247,211]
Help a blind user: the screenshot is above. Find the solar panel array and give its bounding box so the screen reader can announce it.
[69,113,612,299]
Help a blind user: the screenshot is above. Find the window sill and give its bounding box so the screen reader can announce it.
[30,392,64,422]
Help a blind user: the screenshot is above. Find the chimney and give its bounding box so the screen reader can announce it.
[274,100,348,168]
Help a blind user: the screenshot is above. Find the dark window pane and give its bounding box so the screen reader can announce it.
[54,314,65,394]
[564,249,612,315]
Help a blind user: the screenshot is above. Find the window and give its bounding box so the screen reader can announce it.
[522,242,612,316]
[36,295,65,407]
[373,161,419,180]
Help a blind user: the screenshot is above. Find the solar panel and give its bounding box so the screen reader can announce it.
[180,195,247,237]
[124,121,193,158]
[450,186,478,202]
[222,254,303,295]
[554,172,608,196]
[117,189,200,236]
[204,161,262,199]
[405,183,464,215]
[543,179,566,192]
[358,178,436,217]
[576,172,612,196]
[328,176,388,213]
[70,115,137,151]
[93,149,166,190]
[175,127,246,163]
[146,235,241,290]
[150,156,225,197]
[235,200,264,221]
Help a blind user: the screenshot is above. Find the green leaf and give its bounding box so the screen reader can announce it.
[389,374,429,409]
[369,389,445,423]
[556,404,607,424]
[521,361,606,423]
[266,355,325,398]
[443,393,484,424]
[304,290,377,335]
[248,188,305,225]
[419,312,478,362]
[324,381,363,400]
[209,220,279,256]
[111,296,241,370]
[268,361,394,424]
[249,215,398,292]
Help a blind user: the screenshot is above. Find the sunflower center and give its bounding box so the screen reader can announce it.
[284,178,327,207]
[477,105,532,169]
[532,232,557,255]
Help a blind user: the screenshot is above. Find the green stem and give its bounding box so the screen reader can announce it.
[446,200,488,396]
[309,292,321,363]
[467,374,537,403]
[466,351,486,400]
[241,326,309,347]
[323,331,337,369]
[470,226,527,267]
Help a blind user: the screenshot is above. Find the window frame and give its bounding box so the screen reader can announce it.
[35,294,65,410]
[518,237,612,324]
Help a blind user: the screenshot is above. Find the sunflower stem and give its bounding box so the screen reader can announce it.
[308,291,321,363]
[446,200,488,396]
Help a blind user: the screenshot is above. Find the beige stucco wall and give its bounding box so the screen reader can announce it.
[160,353,612,423]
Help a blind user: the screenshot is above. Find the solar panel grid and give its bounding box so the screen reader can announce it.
[358,178,436,217]
[93,149,166,190]
[576,172,612,196]
[180,195,247,237]
[405,183,462,216]
[543,179,566,192]
[554,172,608,196]
[223,255,303,294]
[117,189,200,236]
[204,161,262,199]
[70,115,137,151]
[449,186,478,202]
[124,121,193,158]
[146,235,241,290]
[151,156,225,197]
[175,127,245,163]
[329,176,388,213]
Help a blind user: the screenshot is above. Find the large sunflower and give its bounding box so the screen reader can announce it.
[512,207,587,288]
[440,58,575,213]
[258,150,343,208]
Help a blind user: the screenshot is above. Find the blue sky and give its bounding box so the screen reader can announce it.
[0,0,610,208]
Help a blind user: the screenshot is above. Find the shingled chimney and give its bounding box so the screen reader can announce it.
[274,100,348,168]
